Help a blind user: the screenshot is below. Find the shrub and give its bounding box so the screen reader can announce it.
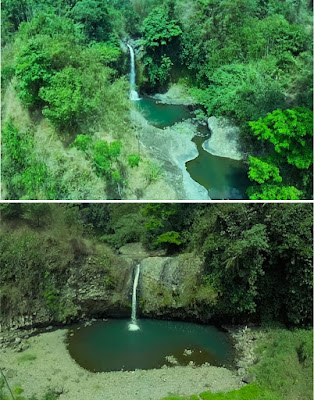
[128,154,141,168]
[71,135,92,152]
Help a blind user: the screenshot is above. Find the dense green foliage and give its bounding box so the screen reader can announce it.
[1,0,312,199]
[247,107,313,199]
[141,3,182,88]
[189,204,313,325]
[162,383,273,400]
[137,0,313,198]
[1,120,56,199]
[1,203,312,327]
[1,0,140,200]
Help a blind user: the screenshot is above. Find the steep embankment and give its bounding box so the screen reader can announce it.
[0,238,205,333]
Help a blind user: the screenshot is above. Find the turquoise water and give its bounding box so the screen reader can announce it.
[67,319,233,372]
[137,96,191,128]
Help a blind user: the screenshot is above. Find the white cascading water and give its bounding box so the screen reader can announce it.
[127,44,140,101]
[128,263,141,331]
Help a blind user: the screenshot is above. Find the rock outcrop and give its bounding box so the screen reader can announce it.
[203,117,244,161]
[131,109,210,200]
[152,84,196,106]
[1,243,207,333]
[1,254,134,332]
[139,253,204,319]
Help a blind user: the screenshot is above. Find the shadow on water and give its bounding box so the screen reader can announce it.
[66,319,233,373]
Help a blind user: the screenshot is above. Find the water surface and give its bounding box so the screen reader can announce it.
[136,97,249,199]
[137,96,191,128]
[186,132,249,199]
[67,319,232,372]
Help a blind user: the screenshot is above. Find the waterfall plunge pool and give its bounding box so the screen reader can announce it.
[66,319,233,373]
[137,96,191,128]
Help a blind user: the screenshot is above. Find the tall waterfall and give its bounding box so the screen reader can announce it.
[127,44,140,101]
[128,263,141,331]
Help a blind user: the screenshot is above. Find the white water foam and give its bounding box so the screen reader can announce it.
[128,263,141,331]
[127,44,140,101]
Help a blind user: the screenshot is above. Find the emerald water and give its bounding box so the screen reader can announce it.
[138,96,191,128]
[67,319,232,373]
[186,134,250,199]
[136,96,249,199]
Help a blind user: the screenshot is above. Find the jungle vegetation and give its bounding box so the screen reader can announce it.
[1,203,312,326]
[1,0,313,200]
[0,203,313,400]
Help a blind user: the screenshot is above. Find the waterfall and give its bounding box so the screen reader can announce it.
[128,263,141,331]
[127,44,140,101]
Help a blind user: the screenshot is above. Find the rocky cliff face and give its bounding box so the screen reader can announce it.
[1,253,134,331]
[1,243,206,332]
[139,253,204,320]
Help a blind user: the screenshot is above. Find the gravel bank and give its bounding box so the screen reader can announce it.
[1,328,241,400]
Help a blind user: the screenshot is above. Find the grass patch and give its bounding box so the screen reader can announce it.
[200,383,276,399]
[162,396,199,400]
[251,327,313,400]
[162,384,276,400]
[17,353,37,363]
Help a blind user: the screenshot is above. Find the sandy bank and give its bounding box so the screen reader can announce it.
[1,328,241,400]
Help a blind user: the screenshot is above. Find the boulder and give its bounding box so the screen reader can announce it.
[203,117,244,160]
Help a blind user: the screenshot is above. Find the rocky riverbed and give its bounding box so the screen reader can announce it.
[131,109,210,200]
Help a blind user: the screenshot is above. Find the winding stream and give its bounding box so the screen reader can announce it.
[136,97,249,199]
[186,129,250,200]
[127,43,249,199]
